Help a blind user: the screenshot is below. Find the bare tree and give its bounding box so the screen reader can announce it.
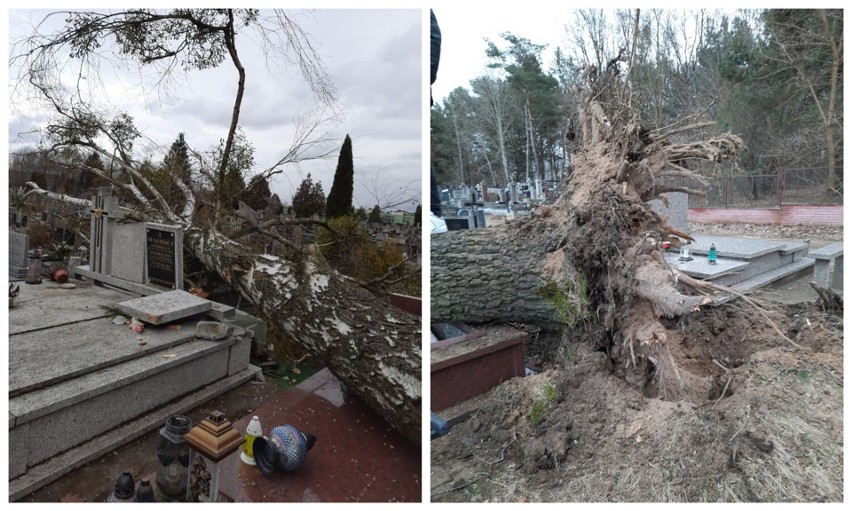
[471,73,517,188]
[356,165,419,212]
[764,9,843,196]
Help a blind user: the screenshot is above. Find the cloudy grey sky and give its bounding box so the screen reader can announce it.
[7,9,422,211]
[430,6,569,103]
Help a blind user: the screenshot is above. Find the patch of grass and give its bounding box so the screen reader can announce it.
[530,400,549,427]
[795,369,810,382]
[530,384,559,427]
[270,363,318,389]
[538,275,590,326]
[542,384,558,402]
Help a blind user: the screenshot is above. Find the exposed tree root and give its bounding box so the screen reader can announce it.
[809,281,843,312]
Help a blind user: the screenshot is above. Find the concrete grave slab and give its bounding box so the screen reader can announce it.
[7,367,260,501]
[117,289,211,325]
[663,253,749,280]
[431,324,526,412]
[216,369,421,503]
[8,283,132,335]
[10,347,231,478]
[9,308,196,396]
[687,235,789,259]
[207,302,236,320]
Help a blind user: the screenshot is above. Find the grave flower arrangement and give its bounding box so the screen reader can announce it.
[51,242,73,262]
[128,317,145,334]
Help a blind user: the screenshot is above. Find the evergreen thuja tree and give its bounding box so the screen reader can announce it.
[325,134,354,219]
[164,133,192,185]
[292,173,325,218]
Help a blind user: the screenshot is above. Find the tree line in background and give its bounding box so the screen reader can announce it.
[10,128,420,293]
[431,9,842,197]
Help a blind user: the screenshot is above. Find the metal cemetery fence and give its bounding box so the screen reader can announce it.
[668,167,842,208]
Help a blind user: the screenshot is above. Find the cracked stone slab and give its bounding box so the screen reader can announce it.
[117,290,212,325]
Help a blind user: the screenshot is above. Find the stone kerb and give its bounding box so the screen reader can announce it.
[809,242,843,290]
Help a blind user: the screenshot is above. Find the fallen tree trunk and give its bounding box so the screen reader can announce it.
[431,226,563,326]
[432,84,744,399]
[185,228,422,445]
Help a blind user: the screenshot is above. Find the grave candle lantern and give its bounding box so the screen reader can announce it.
[184,411,244,502]
[155,415,192,501]
[134,477,155,502]
[678,242,693,262]
[106,470,136,502]
[708,243,718,265]
[240,416,263,465]
[25,249,42,285]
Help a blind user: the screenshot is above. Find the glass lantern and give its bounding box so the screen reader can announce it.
[25,249,42,285]
[155,415,192,501]
[678,242,693,262]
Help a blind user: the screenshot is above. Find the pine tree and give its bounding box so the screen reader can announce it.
[292,173,326,218]
[368,205,383,224]
[325,134,354,219]
[163,133,192,185]
[413,204,422,226]
[242,174,272,211]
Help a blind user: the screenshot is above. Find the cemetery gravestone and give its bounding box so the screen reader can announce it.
[649,191,689,235]
[110,222,148,284]
[9,232,29,279]
[146,224,184,290]
[77,189,185,295]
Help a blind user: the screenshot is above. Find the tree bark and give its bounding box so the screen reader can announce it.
[184,227,422,445]
[431,226,562,326]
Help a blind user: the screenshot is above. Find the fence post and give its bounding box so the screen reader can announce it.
[723,177,729,208]
[777,172,785,208]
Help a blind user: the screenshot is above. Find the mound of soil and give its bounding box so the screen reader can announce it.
[431,301,842,502]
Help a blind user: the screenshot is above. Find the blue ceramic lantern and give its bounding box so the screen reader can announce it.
[253,425,317,477]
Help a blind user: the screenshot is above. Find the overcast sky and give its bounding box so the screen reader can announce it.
[7,9,422,211]
[430,6,570,103]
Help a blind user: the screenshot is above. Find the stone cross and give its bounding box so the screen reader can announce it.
[89,187,119,274]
